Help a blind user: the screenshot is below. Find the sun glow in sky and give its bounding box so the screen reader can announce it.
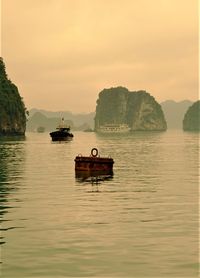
[1,0,198,112]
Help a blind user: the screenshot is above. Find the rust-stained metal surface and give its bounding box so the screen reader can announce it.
[74,148,114,172]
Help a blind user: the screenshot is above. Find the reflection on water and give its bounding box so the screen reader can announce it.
[0,135,26,142]
[75,170,114,194]
[0,131,199,277]
[75,170,113,184]
[0,137,26,253]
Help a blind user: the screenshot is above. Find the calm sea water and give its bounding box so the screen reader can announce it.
[0,130,199,278]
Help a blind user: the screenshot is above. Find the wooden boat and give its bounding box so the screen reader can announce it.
[74,148,114,171]
[50,118,73,141]
[37,126,45,133]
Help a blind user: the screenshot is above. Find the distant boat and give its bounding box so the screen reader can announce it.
[37,126,45,133]
[84,128,93,132]
[49,118,73,141]
[97,123,131,133]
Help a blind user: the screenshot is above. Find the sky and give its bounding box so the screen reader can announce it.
[1,0,198,113]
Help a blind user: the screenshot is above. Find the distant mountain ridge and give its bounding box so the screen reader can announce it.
[28,99,194,131]
[29,108,95,127]
[27,109,95,131]
[27,112,74,132]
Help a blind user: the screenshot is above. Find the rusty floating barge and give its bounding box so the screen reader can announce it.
[74,148,114,172]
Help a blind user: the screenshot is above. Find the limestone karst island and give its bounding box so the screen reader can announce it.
[0,58,27,136]
[183,100,200,131]
[95,87,167,132]
[0,58,199,135]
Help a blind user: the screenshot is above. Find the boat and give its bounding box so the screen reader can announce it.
[49,118,73,141]
[74,148,114,172]
[97,123,131,133]
[37,126,45,133]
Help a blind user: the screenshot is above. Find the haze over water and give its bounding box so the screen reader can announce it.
[0,130,199,277]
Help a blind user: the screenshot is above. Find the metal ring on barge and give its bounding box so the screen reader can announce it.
[91,148,98,157]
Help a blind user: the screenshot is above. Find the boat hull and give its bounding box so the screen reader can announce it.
[50,136,73,141]
[50,131,73,141]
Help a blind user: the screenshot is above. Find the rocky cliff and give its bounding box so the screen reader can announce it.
[183,100,200,131]
[94,87,167,131]
[0,58,27,136]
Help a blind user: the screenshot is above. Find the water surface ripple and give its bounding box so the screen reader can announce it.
[0,130,199,277]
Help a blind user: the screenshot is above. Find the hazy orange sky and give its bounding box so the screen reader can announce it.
[1,0,198,112]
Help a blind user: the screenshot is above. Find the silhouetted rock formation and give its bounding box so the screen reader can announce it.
[183,100,200,131]
[0,58,27,135]
[94,87,167,131]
